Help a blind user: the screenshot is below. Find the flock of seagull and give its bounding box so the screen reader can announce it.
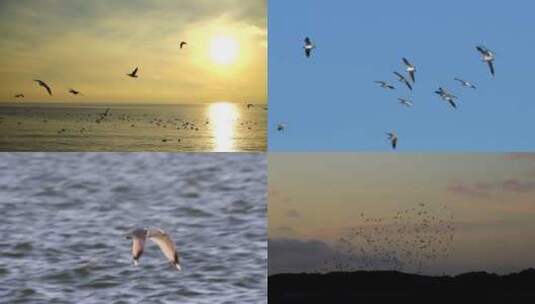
[14,41,189,99]
[277,37,497,150]
[3,40,268,143]
[316,203,456,274]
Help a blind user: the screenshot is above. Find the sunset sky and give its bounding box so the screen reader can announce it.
[0,0,266,104]
[269,153,535,275]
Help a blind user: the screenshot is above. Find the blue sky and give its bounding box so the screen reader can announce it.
[268,0,535,151]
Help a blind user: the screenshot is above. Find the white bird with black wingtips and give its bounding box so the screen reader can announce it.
[385,132,398,150]
[398,98,413,107]
[303,37,315,58]
[476,46,495,76]
[393,72,412,90]
[402,57,416,83]
[435,87,458,109]
[374,81,395,90]
[454,78,476,89]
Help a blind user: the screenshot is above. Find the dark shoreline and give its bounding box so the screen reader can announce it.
[269,269,535,302]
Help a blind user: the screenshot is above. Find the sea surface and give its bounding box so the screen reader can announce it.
[0,153,267,304]
[0,103,267,152]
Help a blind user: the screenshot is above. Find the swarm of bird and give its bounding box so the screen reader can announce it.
[284,36,498,150]
[316,203,456,274]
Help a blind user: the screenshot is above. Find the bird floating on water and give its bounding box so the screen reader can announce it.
[303,37,315,58]
[402,57,416,83]
[385,132,398,150]
[126,228,181,271]
[33,79,52,95]
[374,81,395,90]
[454,78,477,89]
[476,46,495,76]
[393,72,412,90]
[127,67,139,78]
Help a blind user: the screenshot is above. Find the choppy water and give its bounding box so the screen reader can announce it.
[0,153,267,303]
[0,103,267,152]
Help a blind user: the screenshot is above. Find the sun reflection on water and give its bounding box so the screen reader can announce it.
[209,102,238,152]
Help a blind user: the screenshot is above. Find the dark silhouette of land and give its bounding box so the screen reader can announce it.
[269,269,535,302]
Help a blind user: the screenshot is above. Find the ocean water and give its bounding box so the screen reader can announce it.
[0,103,267,152]
[0,153,267,303]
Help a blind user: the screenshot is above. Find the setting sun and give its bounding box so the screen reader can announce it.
[209,36,239,65]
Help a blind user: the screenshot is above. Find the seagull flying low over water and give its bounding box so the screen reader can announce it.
[68,89,83,96]
[435,87,458,109]
[398,98,413,107]
[179,41,187,49]
[402,57,416,83]
[374,81,395,90]
[33,79,52,95]
[277,123,286,132]
[393,72,412,90]
[303,37,315,58]
[14,93,24,98]
[454,78,477,89]
[127,67,139,78]
[126,228,181,271]
[476,45,495,76]
[385,132,398,150]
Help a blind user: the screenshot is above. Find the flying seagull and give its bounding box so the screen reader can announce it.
[476,46,495,76]
[454,78,477,89]
[277,123,286,132]
[127,67,139,78]
[402,57,416,83]
[393,71,412,90]
[179,41,187,49]
[374,81,395,90]
[68,89,83,96]
[385,132,398,150]
[398,98,413,107]
[303,37,315,58]
[126,228,181,271]
[14,93,24,98]
[435,87,458,109]
[33,79,52,95]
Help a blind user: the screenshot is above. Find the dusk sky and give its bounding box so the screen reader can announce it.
[269,153,535,275]
[269,0,535,151]
[0,0,266,104]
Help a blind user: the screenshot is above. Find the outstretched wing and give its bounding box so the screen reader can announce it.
[488,61,495,76]
[402,57,411,66]
[476,46,488,55]
[404,79,412,90]
[131,237,146,265]
[148,229,180,269]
